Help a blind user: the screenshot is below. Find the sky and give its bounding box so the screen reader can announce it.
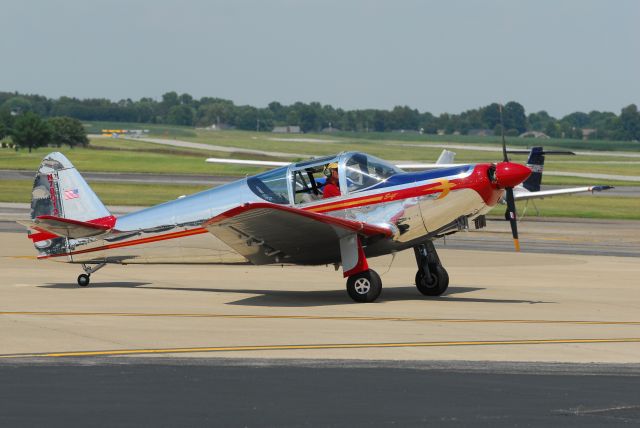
[1,0,638,117]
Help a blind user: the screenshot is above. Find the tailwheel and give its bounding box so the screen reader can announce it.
[77,274,90,287]
[415,265,449,296]
[346,269,382,303]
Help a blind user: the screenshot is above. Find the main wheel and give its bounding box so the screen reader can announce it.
[77,274,90,287]
[415,265,449,296]
[346,270,382,303]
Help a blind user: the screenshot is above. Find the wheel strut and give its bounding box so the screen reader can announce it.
[414,241,440,284]
[77,263,106,287]
[414,241,449,296]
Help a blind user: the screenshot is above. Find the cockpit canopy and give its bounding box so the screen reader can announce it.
[247,152,403,205]
[343,152,402,193]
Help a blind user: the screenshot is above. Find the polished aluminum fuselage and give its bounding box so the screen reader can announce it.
[53,154,495,265]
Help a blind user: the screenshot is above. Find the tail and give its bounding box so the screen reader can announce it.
[520,147,575,192]
[26,152,115,254]
[521,147,545,192]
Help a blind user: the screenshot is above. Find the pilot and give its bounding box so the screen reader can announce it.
[322,162,341,199]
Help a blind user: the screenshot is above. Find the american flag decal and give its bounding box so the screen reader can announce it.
[64,188,80,200]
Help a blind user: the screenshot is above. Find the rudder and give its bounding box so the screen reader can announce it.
[31,152,112,223]
[28,152,114,256]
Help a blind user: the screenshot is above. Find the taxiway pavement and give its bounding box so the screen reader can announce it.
[1,220,639,363]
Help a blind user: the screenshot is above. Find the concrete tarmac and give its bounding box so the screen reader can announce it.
[2,222,640,426]
[1,221,639,363]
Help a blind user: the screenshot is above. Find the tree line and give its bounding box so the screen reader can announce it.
[1,91,639,142]
[0,109,88,152]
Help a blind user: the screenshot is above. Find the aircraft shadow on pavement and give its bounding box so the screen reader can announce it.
[41,282,152,289]
[38,283,551,307]
[222,286,551,307]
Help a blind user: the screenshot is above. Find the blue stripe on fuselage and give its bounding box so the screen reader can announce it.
[369,165,474,191]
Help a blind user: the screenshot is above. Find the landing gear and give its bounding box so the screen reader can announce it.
[76,263,106,287]
[346,269,382,303]
[414,241,449,296]
[77,274,90,287]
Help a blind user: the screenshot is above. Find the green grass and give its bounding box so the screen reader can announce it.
[488,196,640,220]
[534,176,634,187]
[0,145,266,176]
[330,130,640,152]
[84,121,197,138]
[1,126,638,217]
[0,180,210,206]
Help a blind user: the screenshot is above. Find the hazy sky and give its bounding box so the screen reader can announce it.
[1,0,638,116]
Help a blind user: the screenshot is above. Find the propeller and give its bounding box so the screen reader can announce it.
[497,104,525,252]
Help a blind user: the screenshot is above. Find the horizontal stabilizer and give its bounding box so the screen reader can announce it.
[22,215,116,239]
[513,185,614,201]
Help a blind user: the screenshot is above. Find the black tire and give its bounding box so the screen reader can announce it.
[77,274,90,287]
[346,270,382,303]
[415,265,449,296]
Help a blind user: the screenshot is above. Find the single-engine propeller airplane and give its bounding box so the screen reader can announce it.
[20,137,532,302]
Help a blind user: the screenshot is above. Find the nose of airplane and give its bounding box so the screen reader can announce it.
[494,162,531,188]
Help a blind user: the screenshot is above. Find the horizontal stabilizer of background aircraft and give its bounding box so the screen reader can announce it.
[507,146,613,201]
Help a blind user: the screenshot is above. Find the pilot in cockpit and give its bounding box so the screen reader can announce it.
[322,162,341,199]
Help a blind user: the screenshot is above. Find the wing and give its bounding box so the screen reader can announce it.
[203,203,393,265]
[205,158,289,167]
[206,150,461,171]
[395,163,463,169]
[514,185,613,201]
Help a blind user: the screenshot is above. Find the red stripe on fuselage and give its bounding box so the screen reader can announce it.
[39,227,209,259]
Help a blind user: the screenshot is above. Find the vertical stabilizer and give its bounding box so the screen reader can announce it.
[521,147,575,192]
[522,147,545,192]
[31,152,111,222]
[29,152,113,257]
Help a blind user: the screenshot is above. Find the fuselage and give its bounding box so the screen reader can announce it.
[42,152,507,265]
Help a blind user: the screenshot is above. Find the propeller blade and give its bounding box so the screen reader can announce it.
[504,187,520,251]
[498,104,508,162]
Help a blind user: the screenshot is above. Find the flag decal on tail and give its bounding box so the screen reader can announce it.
[64,188,80,200]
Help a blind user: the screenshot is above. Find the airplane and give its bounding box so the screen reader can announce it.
[19,141,531,303]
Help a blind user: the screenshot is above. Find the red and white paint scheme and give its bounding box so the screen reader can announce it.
[20,149,530,302]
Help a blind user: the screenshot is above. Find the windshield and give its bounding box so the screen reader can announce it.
[345,153,402,193]
[246,167,290,204]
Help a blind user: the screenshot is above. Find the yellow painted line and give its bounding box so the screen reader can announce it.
[2,338,640,359]
[2,311,640,325]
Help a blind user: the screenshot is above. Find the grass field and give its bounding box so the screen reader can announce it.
[487,196,640,220]
[0,144,266,176]
[1,126,638,219]
[0,179,210,206]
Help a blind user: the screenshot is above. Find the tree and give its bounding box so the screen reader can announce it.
[619,104,640,141]
[562,112,590,128]
[503,101,527,133]
[481,103,501,130]
[528,111,555,131]
[0,107,14,140]
[167,105,195,126]
[11,112,51,152]
[234,105,259,130]
[48,116,89,148]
